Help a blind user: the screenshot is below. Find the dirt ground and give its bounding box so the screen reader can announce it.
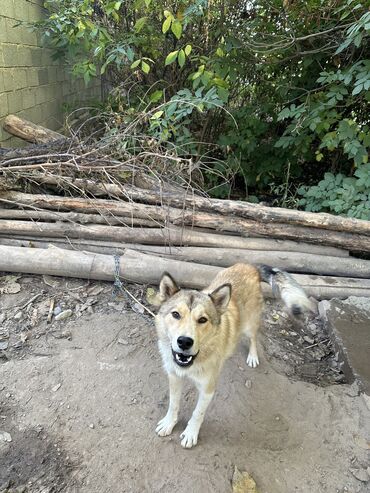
[0,274,369,493]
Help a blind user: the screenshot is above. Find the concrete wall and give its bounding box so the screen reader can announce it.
[0,0,101,147]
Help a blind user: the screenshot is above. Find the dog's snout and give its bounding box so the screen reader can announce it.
[177,336,194,350]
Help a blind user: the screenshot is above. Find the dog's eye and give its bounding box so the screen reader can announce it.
[198,317,208,324]
[172,311,181,319]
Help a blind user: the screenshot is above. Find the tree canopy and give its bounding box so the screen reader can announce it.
[34,0,370,217]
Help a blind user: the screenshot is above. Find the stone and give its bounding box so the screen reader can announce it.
[55,309,73,321]
[303,336,315,345]
[0,431,12,442]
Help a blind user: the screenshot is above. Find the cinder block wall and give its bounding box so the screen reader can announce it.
[0,0,101,147]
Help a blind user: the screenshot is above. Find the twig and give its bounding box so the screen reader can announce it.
[303,338,330,350]
[19,292,44,310]
[123,286,155,317]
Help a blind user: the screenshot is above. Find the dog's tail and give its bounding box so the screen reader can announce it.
[258,265,317,317]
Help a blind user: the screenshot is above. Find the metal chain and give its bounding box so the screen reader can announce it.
[112,254,125,298]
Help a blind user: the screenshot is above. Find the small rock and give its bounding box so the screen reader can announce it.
[245,379,252,389]
[20,332,28,343]
[280,329,289,336]
[0,341,9,350]
[53,305,62,316]
[13,311,23,320]
[0,313,6,323]
[89,423,94,429]
[132,303,144,314]
[308,323,318,335]
[303,336,315,345]
[55,309,73,321]
[118,338,129,346]
[52,383,62,392]
[349,468,369,482]
[0,431,12,442]
[289,331,298,336]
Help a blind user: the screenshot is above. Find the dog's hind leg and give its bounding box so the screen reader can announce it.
[156,372,183,437]
[243,312,261,368]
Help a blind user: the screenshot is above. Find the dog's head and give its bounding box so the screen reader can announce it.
[153,272,231,368]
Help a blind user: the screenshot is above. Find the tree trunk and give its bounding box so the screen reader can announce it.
[0,245,369,299]
[0,237,363,277]
[28,173,370,236]
[0,208,157,227]
[1,191,361,253]
[3,115,65,144]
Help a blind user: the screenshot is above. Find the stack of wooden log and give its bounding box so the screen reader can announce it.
[1,115,370,300]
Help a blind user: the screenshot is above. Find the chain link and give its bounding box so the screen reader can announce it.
[112,254,125,298]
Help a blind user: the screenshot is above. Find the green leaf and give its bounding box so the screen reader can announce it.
[352,84,364,95]
[144,0,151,6]
[178,49,185,68]
[141,60,150,74]
[162,16,171,34]
[171,20,182,39]
[130,59,141,69]
[135,16,147,32]
[150,110,164,120]
[149,90,163,103]
[184,44,192,56]
[165,50,178,65]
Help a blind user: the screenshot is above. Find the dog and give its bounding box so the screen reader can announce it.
[152,263,316,448]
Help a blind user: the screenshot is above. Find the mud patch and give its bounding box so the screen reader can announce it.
[0,420,78,493]
[261,300,345,386]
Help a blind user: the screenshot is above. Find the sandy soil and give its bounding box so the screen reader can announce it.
[0,276,369,493]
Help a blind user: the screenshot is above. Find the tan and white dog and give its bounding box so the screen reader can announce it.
[152,263,315,448]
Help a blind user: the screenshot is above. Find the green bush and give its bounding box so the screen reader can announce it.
[29,0,370,205]
[298,164,370,220]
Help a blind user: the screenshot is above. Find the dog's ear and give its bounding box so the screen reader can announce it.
[148,272,180,306]
[209,283,231,313]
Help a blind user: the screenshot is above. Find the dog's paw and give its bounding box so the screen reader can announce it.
[156,415,177,437]
[247,353,259,368]
[180,426,199,448]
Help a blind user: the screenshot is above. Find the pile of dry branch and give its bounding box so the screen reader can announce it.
[1,115,370,300]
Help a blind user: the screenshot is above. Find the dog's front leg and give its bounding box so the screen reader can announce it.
[156,372,183,437]
[180,379,215,449]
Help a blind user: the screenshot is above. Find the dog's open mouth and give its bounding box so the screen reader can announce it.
[172,349,198,368]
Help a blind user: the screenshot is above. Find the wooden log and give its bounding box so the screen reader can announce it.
[0,237,364,278]
[125,245,370,279]
[0,215,352,256]
[0,140,71,164]
[0,245,368,300]
[29,173,370,236]
[3,115,65,144]
[0,191,354,255]
[0,208,159,227]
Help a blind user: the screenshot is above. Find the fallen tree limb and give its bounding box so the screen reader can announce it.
[0,216,353,255]
[29,173,370,236]
[0,208,158,227]
[0,237,363,278]
[112,245,370,279]
[3,115,66,144]
[0,191,358,253]
[0,245,368,300]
